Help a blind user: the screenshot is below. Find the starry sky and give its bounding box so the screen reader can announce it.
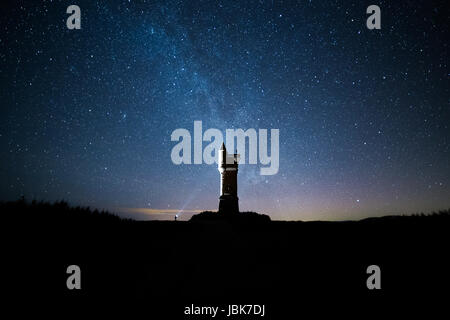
[1,0,449,220]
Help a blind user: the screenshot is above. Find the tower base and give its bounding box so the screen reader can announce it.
[218,195,239,214]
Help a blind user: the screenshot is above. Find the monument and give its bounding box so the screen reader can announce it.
[218,143,240,213]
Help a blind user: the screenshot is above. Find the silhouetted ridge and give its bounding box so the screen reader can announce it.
[189,210,271,223]
[1,197,128,224]
[4,197,450,306]
[2,198,449,225]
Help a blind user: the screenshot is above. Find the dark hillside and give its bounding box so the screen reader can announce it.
[3,199,449,315]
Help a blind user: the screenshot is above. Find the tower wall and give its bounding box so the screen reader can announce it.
[218,194,239,213]
[218,144,239,213]
[220,168,237,196]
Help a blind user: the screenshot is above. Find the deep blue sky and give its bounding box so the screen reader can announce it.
[1,0,449,220]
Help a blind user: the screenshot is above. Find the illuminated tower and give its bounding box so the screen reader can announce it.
[218,142,240,213]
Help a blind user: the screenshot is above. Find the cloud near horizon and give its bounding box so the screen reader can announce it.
[118,207,214,220]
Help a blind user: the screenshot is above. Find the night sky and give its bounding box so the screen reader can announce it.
[1,0,449,220]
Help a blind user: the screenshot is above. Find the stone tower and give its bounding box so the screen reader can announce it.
[218,143,240,213]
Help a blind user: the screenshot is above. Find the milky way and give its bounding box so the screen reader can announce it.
[1,0,449,220]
